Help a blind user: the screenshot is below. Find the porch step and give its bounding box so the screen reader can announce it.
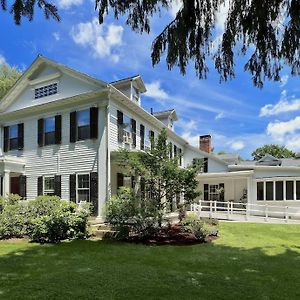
[90,229,118,240]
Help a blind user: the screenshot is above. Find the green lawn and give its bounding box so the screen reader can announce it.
[0,222,300,300]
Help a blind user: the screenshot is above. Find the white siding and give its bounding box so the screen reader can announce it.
[2,103,107,200]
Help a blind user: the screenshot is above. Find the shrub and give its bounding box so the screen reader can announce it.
[26,196,90,243]
[0,202,27,239]
[105,187,161,239]
[181,213,207,241]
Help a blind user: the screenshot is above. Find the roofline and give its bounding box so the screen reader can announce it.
[110,75,147,93]
[229,165,300,171]
[197,170,254,178]
[0,55,108,112]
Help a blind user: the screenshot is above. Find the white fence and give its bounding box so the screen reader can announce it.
[190,200,300,223]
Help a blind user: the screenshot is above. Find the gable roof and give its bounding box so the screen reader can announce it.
[256,154,282,166]
[110,75,146,93]
[153,109,178,121]
[0,55,107,112]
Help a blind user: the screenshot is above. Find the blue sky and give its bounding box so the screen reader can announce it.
[0,1,299,159]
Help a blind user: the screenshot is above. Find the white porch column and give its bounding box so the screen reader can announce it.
[3,171,10,196]
[247,177,251,204]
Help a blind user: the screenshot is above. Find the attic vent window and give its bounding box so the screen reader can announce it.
[35,83,58,99]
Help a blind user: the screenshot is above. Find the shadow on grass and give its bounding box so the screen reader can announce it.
[0,238,300,300]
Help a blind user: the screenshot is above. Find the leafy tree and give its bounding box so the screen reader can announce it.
[251,144,295,160]
[1,0,60,24]
[0,64,22,99]
[96,0,300,87]
[116,129,201,227]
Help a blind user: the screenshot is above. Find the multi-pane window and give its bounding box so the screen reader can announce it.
[276,181,284,200]
[8,125,19,150]
[44,117,55,145]
[209,184,219,201]
[44,176,55,196]
[144,128,151,150]
[257,182,264,201]
[35,83,58,99]
[266,182,273,201]
[286,181,294,200]
[77,110,90,140]
[122,115,132,144]
[77,174,90,202]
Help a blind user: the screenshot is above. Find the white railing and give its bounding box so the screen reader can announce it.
[190,200,300,223]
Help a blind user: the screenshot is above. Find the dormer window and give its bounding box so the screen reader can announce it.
[35,83,58,99]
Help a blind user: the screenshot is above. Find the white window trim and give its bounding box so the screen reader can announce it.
[43,175,55,196]
[76,173,90,203]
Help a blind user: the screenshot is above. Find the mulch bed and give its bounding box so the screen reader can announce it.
[127,224,218,246]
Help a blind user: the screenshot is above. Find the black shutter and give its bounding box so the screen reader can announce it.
[19,175,26,199]
[90,172,98,216]
[69,174,76,202]
[3,126,9,152]
[18,123,24,150]
[204,184,209,201]
[174,145,177,157]
[54,175,61,198]
[219,183,225,201]
[0,176,3,197]
[179,148,182,166]
[150,130,155,149]
[140,124,145,150]
[55,115,62,145]
[169,142,173,158]
[90,107,98,139]
[37,176,43,196]
[117,173,124,189]
[117,110,123,143]
[203,158,208,173]
[38,119,44,147]
[131,119,136,148]
[70,112,77,143]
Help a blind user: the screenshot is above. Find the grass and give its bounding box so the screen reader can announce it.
[0,222,300,300]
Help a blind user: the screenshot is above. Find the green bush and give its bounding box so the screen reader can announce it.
[105,187,161,239]
[181,213,207,241]
[0,202,27,239]
[26,196,90,243]
[0,195,91,243]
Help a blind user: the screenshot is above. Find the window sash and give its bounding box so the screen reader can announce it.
[77,174,90,203]
[43,176,55,196]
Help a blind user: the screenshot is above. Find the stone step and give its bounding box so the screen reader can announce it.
[91,229,118,240]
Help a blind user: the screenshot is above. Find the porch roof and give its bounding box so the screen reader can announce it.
[197,170,254,179]
[0,156,26,174]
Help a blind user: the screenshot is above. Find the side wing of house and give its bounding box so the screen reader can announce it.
[0,56,109,217]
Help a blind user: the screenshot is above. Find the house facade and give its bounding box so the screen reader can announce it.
[0,56,226,218]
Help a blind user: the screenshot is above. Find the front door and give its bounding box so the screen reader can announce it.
[10,177,20,195]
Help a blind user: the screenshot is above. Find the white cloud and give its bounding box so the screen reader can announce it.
[0,54,6,65]
[230,141,245,151]
[215,112,225,120]
[52,32,60,41]
[215,0,230,32]
[145,81,169,100]
[56,0,83,9]
[71,18,124,62]
[280,74,289,87]
[260,90,300,117]
[266,116,300,141]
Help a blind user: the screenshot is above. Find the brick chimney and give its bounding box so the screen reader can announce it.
[199,135,212,153]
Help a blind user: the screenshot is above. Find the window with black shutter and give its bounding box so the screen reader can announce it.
[37,176,43,196]
[38,116,62,147]
[4,124,24,151]
[69,174,76,202]
[19,175,26,199]
[54,175,61,197]
[77,110,90,140]
[117,110,124,143]
[131,119,136,148]
[90,107,98,139]
[140,124,145,150]
[70,111,77,143]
